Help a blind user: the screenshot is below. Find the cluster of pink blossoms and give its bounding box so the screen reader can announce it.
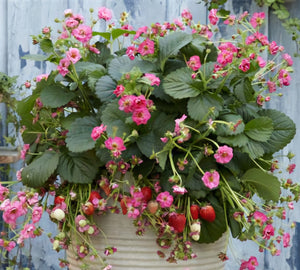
[0,187,43,248]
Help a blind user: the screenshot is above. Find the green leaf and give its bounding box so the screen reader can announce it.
[159,31,193,70]
[137,112,175,157]
[108,56,155,81]
[163,67,202,99]
[57,151,99,184]
[95,75,117,102]
[66,116,99,152]
[241,140,265,159]
[21,151,60,188]
[244,117,273,142]
[188,92,223,121]
[241,168,280,201]
[21,54,48,61]
[258,109,296,154]
[233,77,255,103]
[40,39,54,53]
[40,84,76,108]
[215,114,245,136]
[75,62,106,75]
[217,133,249,147]
[92,31,111,40]
[156,140,173,170]
[111,29,135,40]
[101,101,131,137]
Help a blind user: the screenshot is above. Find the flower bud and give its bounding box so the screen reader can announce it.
[53,239,60,250]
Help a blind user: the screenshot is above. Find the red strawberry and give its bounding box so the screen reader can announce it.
[147,200,159,214]
[141,187,152,202]
[82,202,94,216]
[168,213,186,233]
[199,205,216,222]
[54,196,65,205]
[190,204,200,220]
[89,191,102,203]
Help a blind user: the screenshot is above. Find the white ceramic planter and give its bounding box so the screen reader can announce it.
[67,213,226,270]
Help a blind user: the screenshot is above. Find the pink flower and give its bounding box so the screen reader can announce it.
[282,53,293,66]
[91,124,107,141]
[278,69,291,86]
[72,25,92,43]
[181,9,192,25]
[98,7,112,21]
[118,95,136,112]
[174,114,187,135]
[156,191,174,208]
[0,184,9,202]
[36,74,48,82]
[269,41,279,55]
[247,256,259,270]
[255,32,269,46]
[172,185,188,195]
[224,15,236,25]
[267,81,276,93]
[132,107,151,125]
[104,137,126,158]
[103,265,112,270]
[121,24,134,36]
[256,56,266,67]
[253,211,268,226]
[66,48,81,64]
[263,224,275,240]
[19,223,36,242]
[202,170,220,189]
[32,206,43,223]
[137,39,155,56]
[20,144,30,160]
[250,12,265,28]
[126,45,137,60]
[0,240,16,252]
[287,163,296,174]
[239,58,250,72]
[187,55,201,71]
[65,18,79,29]
[288,202,294,210]
[134,26,148,40]
[144,73,160,86]
[57,58,71,76]
[214,145,233,164]
[113,85,125,97]
[88,45,100,54]
[208,9,218,25]
[283,232,290,248]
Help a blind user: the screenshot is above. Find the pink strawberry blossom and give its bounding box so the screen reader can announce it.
[113,84,125,97]
[239,58,250,72]
[263,224,275,239]
[278,69,291,86]
[57,58,71,76]
[144,73,160,86]
[187,55,201,71]
[253,211,268,226]
[66,48,81,64]
[104,137,126,158]
[172,185,188,195]
[208,9,218,25]
[32,206,43,223]
[91,124,107,141]
[137,39,155,56]
[156,191,174,208]
[202,170,220,189]
[98,7,112,21]
[132,107,151,125]
[214,145,233,164]
[72,25,92,43]
[282,53,293,66]
[283,232,290,248]
[250,12,265,28]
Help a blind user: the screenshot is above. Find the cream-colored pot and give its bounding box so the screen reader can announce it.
[67,212,226,270]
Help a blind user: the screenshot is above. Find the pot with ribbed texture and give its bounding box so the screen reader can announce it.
[67,212,227,270]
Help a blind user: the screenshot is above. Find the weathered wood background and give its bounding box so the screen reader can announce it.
[0,0,299,269]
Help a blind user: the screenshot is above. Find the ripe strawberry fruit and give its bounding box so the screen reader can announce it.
[141,186,152,202]
[54,196,65,205]
[168,213,186,233]
[199,205,216,222]
[147,200,159,214]
[190,204,200,219]
[88,191,102,203]
[82,202,94,216]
